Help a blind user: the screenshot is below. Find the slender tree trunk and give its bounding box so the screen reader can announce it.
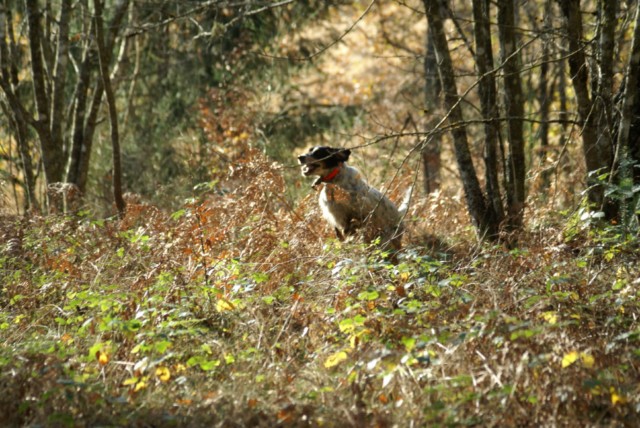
[77,0,129,193]
[122,7,141,139]
[472,0,504,226]
[423,0,495,239]
[422,25,442,194]
[615,2,640,226]
[597,0,616,143]
[556,41,571,183]
[597,0,618,218]
[0,7,39,211]
[557,0,616,218]
[537,2,552,191]
[498,0,526,230]
[26,0,64,187]
[630,3,640,189]
[9,108,39,212]
[94,0,125,217]
[67,18,95,188]
[50,0,71,161]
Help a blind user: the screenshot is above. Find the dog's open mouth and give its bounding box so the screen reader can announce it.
[300,163,319,176]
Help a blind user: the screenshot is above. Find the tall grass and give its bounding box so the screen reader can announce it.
[1,144,639,426]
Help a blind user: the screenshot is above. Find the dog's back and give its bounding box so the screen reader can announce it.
[319,165,405,249]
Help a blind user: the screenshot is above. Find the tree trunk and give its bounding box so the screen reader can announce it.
[423,0,495,239]
[615,1,640,226]
[557,0,616,218]
[537,2,552,191]
[630,7,640,190]
[26,0,65,188]
[77,0,129,193]
[0,7,39,211]
[472,0,505,225]
[50,0,71,162]
[498,0,526,230]
[66,17,95,188]
[422,24,442,194]
[94,0,126,217]
[7,106,39,212]
[597,0,616,144]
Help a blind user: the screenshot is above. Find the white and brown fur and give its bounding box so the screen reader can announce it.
[298,146,410,250]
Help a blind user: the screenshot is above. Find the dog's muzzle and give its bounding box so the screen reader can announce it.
[298,155,318,176]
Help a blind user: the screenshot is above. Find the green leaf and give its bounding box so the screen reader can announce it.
[252,272,269,284]
[401,336,416,352]
[353,314,366,325]
[171,209,186,220]
[199,359,220,371]
[357,290,379,301]
[154,340,172,354]
[262,296,275,305]
[124,319,142,331]
[339,318,355,334]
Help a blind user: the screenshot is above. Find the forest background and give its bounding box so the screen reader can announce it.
[1,0,640,426]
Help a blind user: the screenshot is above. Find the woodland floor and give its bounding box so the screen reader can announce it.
[1,171,639,426]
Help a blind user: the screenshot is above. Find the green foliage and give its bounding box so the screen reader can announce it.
[2,164,640,426]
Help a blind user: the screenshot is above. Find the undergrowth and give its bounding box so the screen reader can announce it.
[1,148,639,426]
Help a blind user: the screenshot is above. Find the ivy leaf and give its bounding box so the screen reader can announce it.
[561,351,579,368]
[171,209,186,220]
[540,311,558,325]
[199,359,220,371]
[357,290,379,301]
[154,340,172,354]
[401,336,416,353]
[561,350,595,368]
[324,351,348,368]
[262,296,275,305]
[155,366,171,382]
[610,387,627,405]
[216,299,235,312]
[122,376,139,386]
[580,353,595,368]
[134,376,148,392]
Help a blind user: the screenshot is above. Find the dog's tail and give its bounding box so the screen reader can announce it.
[398,186,413,217]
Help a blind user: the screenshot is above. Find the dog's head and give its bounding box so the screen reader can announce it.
[297,146,351,177]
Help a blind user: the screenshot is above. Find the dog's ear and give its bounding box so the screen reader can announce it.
[334,148,351,163]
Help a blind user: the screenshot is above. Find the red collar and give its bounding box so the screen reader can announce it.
[320,167,340,183]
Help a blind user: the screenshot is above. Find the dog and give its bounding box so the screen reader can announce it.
[297,146,410,250]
